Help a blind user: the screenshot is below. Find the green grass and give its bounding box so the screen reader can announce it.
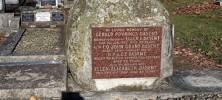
[161,0,222,64]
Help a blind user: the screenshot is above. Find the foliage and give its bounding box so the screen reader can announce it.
[161,0,222,64]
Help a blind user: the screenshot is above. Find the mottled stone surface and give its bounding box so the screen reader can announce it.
[0,62,66,99]
[168,68,222,92]
[0,55,66,99]
[66,0,173,91]
[0,29,24,55]
[0,55,65,63]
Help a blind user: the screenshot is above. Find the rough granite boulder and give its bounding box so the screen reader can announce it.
[66,0,173,91]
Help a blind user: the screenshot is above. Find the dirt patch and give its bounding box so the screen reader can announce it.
[173,45,222,69]
[173,1,219,15]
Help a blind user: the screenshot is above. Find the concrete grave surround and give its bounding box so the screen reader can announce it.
[185,76,222,87]
[0,55,66,99]
[66,0,173,91]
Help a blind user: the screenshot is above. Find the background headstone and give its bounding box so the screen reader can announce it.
[0,0,4,11]
[0,13,19,37]
[66,0,173,91]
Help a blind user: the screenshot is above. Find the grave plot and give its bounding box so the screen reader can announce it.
[0,0,221,99]
[13,28,64,55]
[0,0,67,99]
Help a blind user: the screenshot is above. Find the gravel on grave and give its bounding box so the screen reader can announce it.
[14,28,63,55]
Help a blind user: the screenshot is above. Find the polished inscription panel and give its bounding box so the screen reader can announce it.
[92,27,162,79]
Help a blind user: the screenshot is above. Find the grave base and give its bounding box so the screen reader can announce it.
[67,68,222,100]
[0,55,67,100]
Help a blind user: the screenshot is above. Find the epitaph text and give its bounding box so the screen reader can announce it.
[92,27,162,79]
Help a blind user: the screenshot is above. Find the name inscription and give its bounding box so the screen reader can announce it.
[92,27,162,79]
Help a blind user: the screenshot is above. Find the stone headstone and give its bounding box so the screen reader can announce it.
[21,9,65,28]
[40,0,56,6]
[52,12,64,21]
[66,0,173,91]
[5,0,19,4]
[0,0,4,11]
[0,13,20,37]
[21,13,35,22]
[36,0,61,8]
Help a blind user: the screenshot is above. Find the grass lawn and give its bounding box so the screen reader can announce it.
[161,0,222,64]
